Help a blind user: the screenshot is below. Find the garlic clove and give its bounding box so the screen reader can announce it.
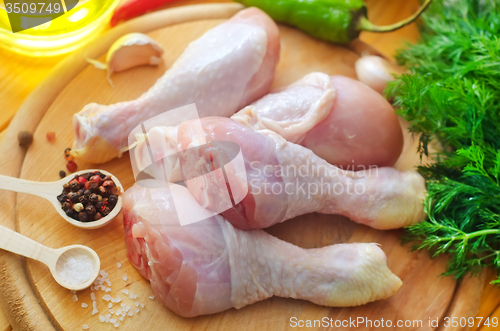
[106,33,164,76]
[355,55,406,94]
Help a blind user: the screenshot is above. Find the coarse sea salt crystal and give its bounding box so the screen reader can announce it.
[105,314,111,322]
[106,288,112,292]
[114,323,120,328]
[72,294,78,302]
[99,315,105,322]
[109,309,114,314]
[140,303,145,308]
[115,295,121,303]
[91,293,96,301]
[58,255,94,287]
[135,308,139,314]
[82,325,89,330]
[117,262,121,268]
[92,309,98,316]
[103,294,111,301]
[119,316,124,321]
[93,301,97,310]
[122,275,128,281]
[127,310,133,316]
[129,293,138,299]
[134,302,139,307]
[149,296,155,300]
[122,289,129,295]
[81,303,88,308]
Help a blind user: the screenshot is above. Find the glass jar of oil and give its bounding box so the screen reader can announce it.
[0,0,120,57]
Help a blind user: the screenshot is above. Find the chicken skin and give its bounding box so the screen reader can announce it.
[124,181,402,317]
[72,7,280,163]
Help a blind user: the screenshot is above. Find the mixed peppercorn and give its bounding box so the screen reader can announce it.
[58,171,120,222]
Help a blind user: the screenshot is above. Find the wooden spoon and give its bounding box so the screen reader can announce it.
[0,223,100,291]
[0,169,123,229]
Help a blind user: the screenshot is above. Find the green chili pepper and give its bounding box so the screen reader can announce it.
[234,0,433,44]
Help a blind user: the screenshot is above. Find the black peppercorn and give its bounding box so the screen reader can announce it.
[57,194,67,203]
[69,181,80,192]
[77,189,85,196]
[62,201,72,211]
[108,194,118,205]
[89,193,99,203]
[68,192,79,203]
[81,172,91,180]
[95,201,103,211]
[79,195,89,204]
[98,172,106,179]
[84,189,92,196]
[59,170,66,179]
[85,204,96,216]
[88,181,99,192]
[78,212,89,222]
[66,209,78,219]
[94,212,102,221]
[101,206,111,216]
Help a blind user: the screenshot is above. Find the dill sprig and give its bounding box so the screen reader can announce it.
[388,0,500,282]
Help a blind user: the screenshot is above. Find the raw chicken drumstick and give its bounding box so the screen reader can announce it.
[72,7,280,164]
[234,73,403,168]
[133,72,403,181]
[124,180,402,317]
[176,117,426,230]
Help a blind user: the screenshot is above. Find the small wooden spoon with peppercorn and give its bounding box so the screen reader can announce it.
[0,169,123,229]
[0,223,100,291]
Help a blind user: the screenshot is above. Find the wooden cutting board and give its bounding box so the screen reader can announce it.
[0,3,484,331]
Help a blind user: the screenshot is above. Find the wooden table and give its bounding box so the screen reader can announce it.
[0,0,499,330]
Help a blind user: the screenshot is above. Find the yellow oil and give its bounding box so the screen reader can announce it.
[0,0,120,57]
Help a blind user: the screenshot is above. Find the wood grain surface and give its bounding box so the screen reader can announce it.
[0,1,499,331]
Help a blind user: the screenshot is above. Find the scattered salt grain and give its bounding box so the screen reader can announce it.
[110,318,117,324]
[105,288,111,292]
[127,310,133,317]
[90,293,96,301]
[140,303,144,308]
[92,309,98,316]
[114,323,120,328]
[100,270,108,277]
[109,309,114,314]
[99,315,105,322]
[108,303,113,308]
[149,296,155,300]
[122,289,129,295]
[93,301,97,310]
[81,303,88,308]
[82,325,89,330]
[120,303,126,308]
[122,275,128,281]
[103,294,112,301]
[72,294,78,302]
[105,314,111,322]
[129,293,138,299]
[135,308,139,314]
[117,262,121,268]
[115,295,121,303]
[134,302,139,307]
[115,310,122,316]
[119,316,124,321]
[105,279,111,286]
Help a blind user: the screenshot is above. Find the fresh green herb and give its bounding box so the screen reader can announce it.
[388,0,500,283]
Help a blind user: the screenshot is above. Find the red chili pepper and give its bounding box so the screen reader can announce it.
[110,0,180,27]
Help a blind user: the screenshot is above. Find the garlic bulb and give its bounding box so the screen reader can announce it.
[355,55,406,94]
[86,33,164,86]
